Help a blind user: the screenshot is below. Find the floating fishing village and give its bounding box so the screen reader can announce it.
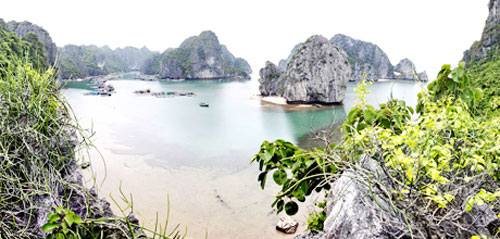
[82,78,209,107]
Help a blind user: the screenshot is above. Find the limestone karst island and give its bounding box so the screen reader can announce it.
[0,1,499,239]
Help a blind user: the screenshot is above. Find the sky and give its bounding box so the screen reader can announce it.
[0,0,490,79]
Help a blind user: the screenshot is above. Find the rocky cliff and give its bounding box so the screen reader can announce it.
[259,61,283,96]
[146,31,252,79]
[278,34,426,82]
[464,0,500,63]
[259,35,350,104]
[331,34,427,81]
[59,45,156,79]
[4,19,58,66]
[331,34,394,81]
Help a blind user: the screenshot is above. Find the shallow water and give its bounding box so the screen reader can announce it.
[63,78,424,239]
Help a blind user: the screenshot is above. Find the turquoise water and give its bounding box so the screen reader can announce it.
[63,78,425,239]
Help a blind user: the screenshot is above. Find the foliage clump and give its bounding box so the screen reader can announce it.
[252,63,500,238]
[0,52,183,238]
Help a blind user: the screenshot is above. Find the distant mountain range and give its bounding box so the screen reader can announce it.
[2,17,426,82]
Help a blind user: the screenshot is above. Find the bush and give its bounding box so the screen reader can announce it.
[252,63,500,238]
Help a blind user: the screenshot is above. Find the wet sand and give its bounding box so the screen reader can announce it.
[79,119,315,239]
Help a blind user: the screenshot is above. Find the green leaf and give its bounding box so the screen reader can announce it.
[64,214,74,227]
[72,215,83,224]
[291,161,301,173]
[293,190,305,202]
[273,169,287,185]
[55,206,63,214]
[285,201,299,216]
[258,172,267,189]
[277,200,284,214]
[304,158,315,169]
[263,147,275,162]
[407,106,415,114]
[42,223,59,233]
[48,213,60,224]
[300,181,309,194]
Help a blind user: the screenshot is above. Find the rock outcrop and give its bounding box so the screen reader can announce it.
[258,61,283,96]
[331,34,394,81]
[277,34,427,82]
[4,20,58,66]
[150,31,251,79]
[278,43,303,72]
[259,35,351,104]
[295,157,500,239]
[394,58,428,81]
[331,34,427,81]
[464,0,500,63]
[276,216,299,234]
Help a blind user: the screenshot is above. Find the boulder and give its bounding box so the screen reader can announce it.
[276,216,299,234]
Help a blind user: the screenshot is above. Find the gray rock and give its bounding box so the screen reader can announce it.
[322,159,389,239]
[417,71,429,82]
[158,31,252,79]
[258,61,283,96]
[294,231,325,239]
[394,58,427,81]
[276,216,299,234]
[463,0,500,63]
[278,43,304,72]
[296,155,500,239]
[331,34,394,81]
[284,35,351,104]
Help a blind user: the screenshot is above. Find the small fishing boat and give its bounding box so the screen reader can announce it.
[199,102,209,107]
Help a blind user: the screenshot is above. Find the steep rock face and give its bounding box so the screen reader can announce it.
[284,36,351,103]
[394,58,428,81]
[464,0,500,63]
[278,43,303,72]
[156,31,252,79]
[258,61,283,96]
[259,35,350,104]
[5,20,58,66]
[331,34,393,81]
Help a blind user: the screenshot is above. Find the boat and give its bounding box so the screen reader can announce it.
[199,102,209,107]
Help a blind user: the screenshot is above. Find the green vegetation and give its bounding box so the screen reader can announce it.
[59,45,155,79]
[59,45,126,79]
[267,72,281,79]
[0,26,48,77]
[466,50,500,117]
[253,63,500,238]
[42,206,83,239]
[0,39,183,238]
[140,53,162,75]
[146,31,251,79]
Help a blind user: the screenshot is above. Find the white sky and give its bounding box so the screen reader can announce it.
[0,0,490,79]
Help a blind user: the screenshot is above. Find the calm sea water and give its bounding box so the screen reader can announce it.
[63,77,425,239]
